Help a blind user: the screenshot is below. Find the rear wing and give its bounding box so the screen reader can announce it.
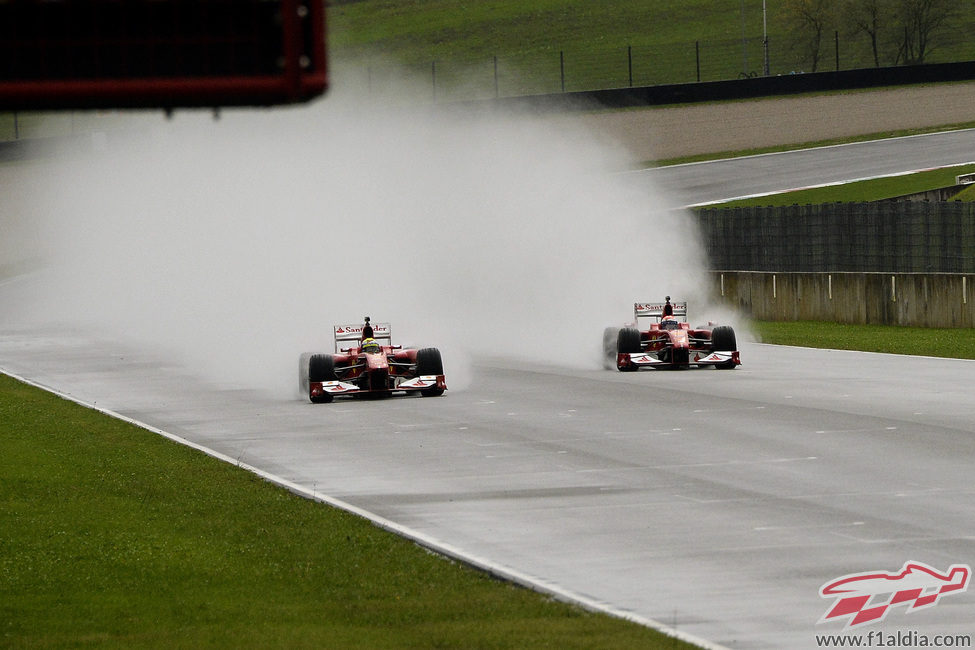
[333,322,391,351]
[634,301,687,323]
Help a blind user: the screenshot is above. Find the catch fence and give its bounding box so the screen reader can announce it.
[335,31,975,103]
[696,201,975,273]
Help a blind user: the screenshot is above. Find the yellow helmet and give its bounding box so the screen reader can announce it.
[361,338,380,353]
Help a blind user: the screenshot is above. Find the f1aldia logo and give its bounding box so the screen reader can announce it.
[818,561,970,628]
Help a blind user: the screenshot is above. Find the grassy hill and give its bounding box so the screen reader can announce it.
[327,0,975,97]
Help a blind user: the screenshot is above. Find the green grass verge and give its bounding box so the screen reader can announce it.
[752,321,975,359]
[0,373,693,649]
[327,0,975,86]
[951,183,975,201]
[703,163,975,207]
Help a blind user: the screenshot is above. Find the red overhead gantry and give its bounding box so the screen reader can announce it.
[0,0,327,110]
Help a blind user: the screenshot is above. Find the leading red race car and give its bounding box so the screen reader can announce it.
[603,298,741,371]
[298,317,447,403]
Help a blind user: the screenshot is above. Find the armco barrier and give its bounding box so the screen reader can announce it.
[711,271,974,328]
[470,60,975,110]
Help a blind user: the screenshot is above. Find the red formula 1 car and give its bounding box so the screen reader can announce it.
[298,317,447,403]
[603,299,740,371]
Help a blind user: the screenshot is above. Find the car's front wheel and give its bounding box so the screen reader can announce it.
[308,353,337,402]
[616,328,642,372]
[415,348,445,397]
[710,326,737,369]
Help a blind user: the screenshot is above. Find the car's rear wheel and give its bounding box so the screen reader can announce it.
[710,326,737,369]
[415,348,445,397]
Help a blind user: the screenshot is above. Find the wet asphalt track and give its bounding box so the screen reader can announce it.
[5,134,975,648]
[633,127,975,207]
[2,326,974,649]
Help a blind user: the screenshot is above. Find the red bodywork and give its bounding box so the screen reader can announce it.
[300,322,446,403]
[616,320,739,370]
[611,301,741,371]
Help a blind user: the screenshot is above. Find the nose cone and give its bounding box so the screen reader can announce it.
[364,352,389,370]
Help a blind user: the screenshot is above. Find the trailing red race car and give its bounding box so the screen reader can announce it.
[298,317,447,403]
[603,298,740,371]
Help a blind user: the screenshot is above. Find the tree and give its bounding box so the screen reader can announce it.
[843,0,884,67]
[781,0,837,72]
[895,0,954,64]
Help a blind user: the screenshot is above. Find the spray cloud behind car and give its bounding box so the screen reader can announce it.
[4,70,724,397]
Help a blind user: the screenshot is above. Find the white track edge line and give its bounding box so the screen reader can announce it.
[631,126,975,172]
[746,341,975,362]
[685,160,975,207]
[1,366,729,650]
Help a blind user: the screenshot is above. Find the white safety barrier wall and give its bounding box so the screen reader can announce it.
[710,271,974,327]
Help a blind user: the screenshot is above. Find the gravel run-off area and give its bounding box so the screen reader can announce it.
[558,80,975,162]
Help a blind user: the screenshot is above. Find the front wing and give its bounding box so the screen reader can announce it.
[619,350,740,369]
[309,374,446,400]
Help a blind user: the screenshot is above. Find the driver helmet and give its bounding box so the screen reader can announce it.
[361,337,380,353]
[660,315,677,329]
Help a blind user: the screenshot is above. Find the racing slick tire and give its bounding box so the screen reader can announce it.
[617,327,642,354]
[308,353,337,403]
[710,326,737,369]
[415,347,445,397]
[616,327,642,372]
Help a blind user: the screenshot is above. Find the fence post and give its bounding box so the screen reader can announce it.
[763,0,770,76]
[627,45,633,87]
[493,55,499,97]
[696,41,701,82]
[835,31,840,71]
[560,50,565,92]
[431,60,437,101]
